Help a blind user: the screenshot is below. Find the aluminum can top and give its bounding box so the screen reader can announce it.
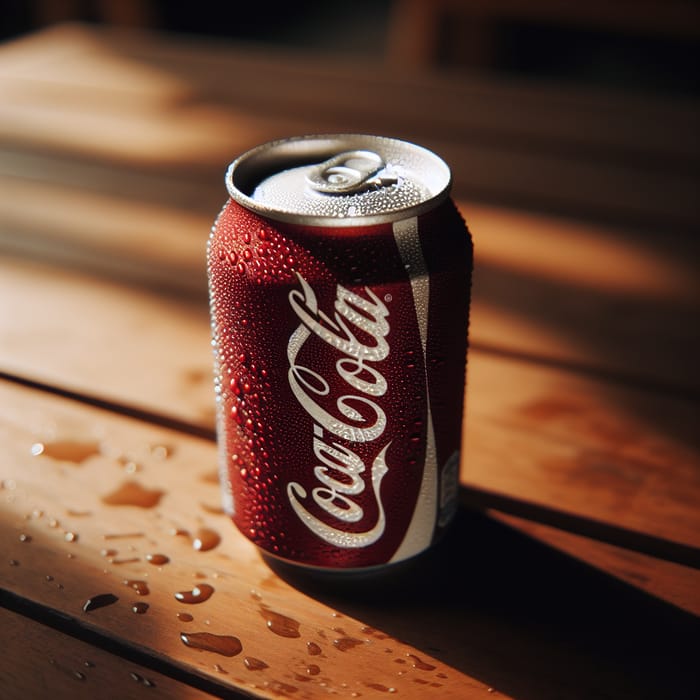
[226,134,451,226]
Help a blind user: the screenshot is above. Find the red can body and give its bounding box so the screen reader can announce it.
[208,136,472,570]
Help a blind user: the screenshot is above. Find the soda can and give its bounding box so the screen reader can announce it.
[208,135,472,572]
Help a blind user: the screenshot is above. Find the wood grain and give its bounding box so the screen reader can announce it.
[462,352,700,550]
[0,607,217,699]
[2,378,698,700]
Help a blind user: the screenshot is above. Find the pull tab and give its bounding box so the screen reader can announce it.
[306,150,398,194]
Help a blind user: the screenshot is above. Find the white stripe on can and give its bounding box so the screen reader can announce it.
[390,216,438,562]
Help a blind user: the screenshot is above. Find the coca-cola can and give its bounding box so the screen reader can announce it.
[208,135,472,572]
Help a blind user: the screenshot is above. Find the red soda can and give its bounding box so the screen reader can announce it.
[208,135,472,571]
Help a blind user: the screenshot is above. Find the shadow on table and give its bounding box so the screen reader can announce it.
[265,505,699,700]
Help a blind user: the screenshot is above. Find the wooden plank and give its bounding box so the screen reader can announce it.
[0,254,698,550]
[488,512,700,617]
[0,257,215,428]
[1,378,698,700]
[0,607,217,700]
[0,175,211,297]
[465,202,700,392]
[462,352,700,550]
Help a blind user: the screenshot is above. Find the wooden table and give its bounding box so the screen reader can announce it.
[1,24,698,700]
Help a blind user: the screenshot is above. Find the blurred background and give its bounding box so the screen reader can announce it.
[1,0,698,98]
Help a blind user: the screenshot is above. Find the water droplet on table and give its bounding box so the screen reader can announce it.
[200,503,225,515]
[130,672,156,687]
[175,584,214,604]
[366,683,396,693]
[406,653,436,670]
[333,637,363,652]
[306,641,322,656]
[192,527,221,552]
[244,656,269,671]
[31,440,100,464]
[110,556,140,565]
[83,593,119,612]
[103,532,145,540]
[101,481,164,508]
[124,579,150,596]
[145,553,170,565]
[180,632,242,657]
[150,444,173,460]
[259,605,300,638]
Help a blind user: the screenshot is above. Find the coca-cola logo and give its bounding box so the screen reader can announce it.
[286,273,391,548]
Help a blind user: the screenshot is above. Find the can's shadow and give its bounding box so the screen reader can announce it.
[264,505,699,700]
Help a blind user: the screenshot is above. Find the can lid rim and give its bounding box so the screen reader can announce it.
[225,134,452,226]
